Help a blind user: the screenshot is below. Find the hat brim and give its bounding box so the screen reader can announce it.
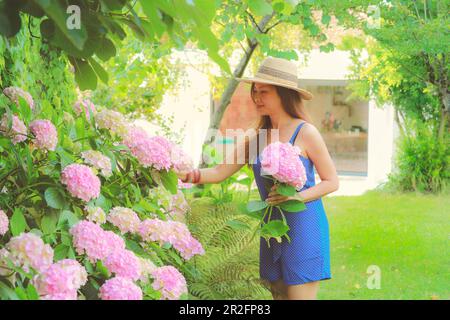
[235,77,313,100]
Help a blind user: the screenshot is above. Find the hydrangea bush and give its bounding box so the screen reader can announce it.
[0,87,202,300]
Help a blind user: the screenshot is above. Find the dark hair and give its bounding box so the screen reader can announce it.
[242,83,312,164]
[250,82,312,130]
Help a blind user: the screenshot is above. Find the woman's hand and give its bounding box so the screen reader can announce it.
[174,169,188,182]
[266,185,304,206]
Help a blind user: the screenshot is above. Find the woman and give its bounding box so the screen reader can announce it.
[178,57,339,300]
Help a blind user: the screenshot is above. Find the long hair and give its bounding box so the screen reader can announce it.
[243,82,312,164]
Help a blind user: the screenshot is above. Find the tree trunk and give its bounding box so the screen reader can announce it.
[198,13,275,168]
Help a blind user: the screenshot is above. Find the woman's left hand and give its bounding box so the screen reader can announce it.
[266,185,300,206]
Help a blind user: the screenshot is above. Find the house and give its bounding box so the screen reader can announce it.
[218,49,397,196]
[156,48,397,196]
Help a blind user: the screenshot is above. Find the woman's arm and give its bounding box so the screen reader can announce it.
[176,136,252,184]
[267,123,339,204]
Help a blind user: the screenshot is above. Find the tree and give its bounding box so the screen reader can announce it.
[0,0,232,90]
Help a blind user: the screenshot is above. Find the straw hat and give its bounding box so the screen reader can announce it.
[235,56,313,100]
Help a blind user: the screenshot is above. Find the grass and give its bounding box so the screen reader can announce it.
[188,189,450,300]
[319,190,449,300]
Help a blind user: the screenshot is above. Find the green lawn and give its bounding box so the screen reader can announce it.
[318,190,449,300]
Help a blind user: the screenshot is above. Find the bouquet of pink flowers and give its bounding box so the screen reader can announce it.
[247,142,307,244]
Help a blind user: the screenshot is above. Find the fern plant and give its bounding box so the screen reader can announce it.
[185,191,272,300]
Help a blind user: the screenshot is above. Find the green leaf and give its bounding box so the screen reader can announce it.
[26,284,39,300]
[276,184,296,196]
[14,287,28,300]
[260,220,289,238]
[0,281,19,300]
[41,211,59,235]
[70,57,98,90]
[160,169,178,195]
[57,210,79,229]
[279,200,306,212]
[226,219,251,231]
[246,200,268,212]
[88,57,109,84]
[10,208,27,236]
[44,187,66,209]
[248,0,273,17]
[95,37,116,61]
[53,244,70,261]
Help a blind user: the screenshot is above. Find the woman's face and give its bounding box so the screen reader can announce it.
[252,83,282,116]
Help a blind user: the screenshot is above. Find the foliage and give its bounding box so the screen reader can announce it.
[91,32,188,120]
[185,193,271,300]
[0,19,77,110]
[0,0,231,90]
[386,120,450,193]
[0,83,202,300]
[337,0,449,192]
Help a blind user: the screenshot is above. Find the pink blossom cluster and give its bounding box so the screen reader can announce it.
[70,220,125,262]
[73,99,96,119]
[170,144,194,173]
[99,276,143,300]
[34,259,87,300]
[0,114,27,144]
[29,119,58,151]
[81,150,112,177]
[5,232,54,273]
[0,209,8,236]
[151,266,187,300]
[95,109,128,136]
[167,190,190,222]
[138,257,157,284]
[122,127,172,171]
[104,249,141,280]
[107,207,141,234]
[61,164,101,202]
[138,219,205,260]
[3,87,34,109]
[260,141,307,190]
[70,220,142,288]
[177,179,193,189]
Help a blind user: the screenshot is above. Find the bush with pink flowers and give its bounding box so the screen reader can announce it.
[0,87,200,300]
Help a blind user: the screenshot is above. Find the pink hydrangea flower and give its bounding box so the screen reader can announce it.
[3,87,34,109]
[0,209,8,236]
[104,249,141,280]
[73,99,96,119]
[170,144,194,173]
[95,109,128,137]
[41,292,78,300]
[0,114,27,144]
[138,257,157,284]
[122,127,172,171]
[177,179,193,189]
[29,119,58,151]
[260,141,307,190]
[139,219,205,260]
[151,266,187,300]
[99,277,143,300]
[107,207,140,234]
[61,164,101,202]
[70,220,125,262]
[166,190,190,222]
[5,232,54,273]
[34,259,87,298]
[81,150,112,177]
